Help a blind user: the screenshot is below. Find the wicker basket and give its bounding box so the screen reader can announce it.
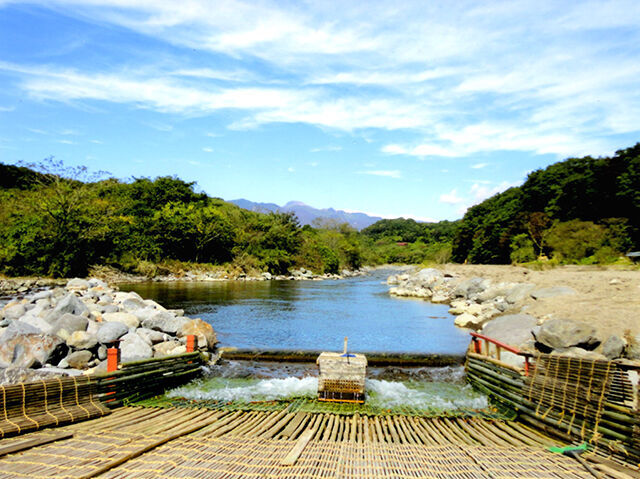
[317,351,367,403]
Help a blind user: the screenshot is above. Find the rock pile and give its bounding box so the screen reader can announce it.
[0,278,217,376]
[388,268,632,362]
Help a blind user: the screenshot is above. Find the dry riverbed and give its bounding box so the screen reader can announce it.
[388,263,640,363]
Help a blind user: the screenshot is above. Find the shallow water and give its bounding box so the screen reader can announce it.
[167,362,487,411]
[120,269,470,354]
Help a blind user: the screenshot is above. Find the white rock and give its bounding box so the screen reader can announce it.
[102,312,140,329]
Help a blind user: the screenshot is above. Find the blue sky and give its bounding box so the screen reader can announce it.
[1,1,639,221]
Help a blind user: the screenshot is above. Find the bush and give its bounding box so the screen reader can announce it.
[510,234,536,263]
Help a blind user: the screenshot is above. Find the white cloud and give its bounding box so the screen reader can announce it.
[310,145,342,153]
[0,105,15,112]
[90,139,103,144]
[359,170,402,179]
[1,1,639,159]
[471,162,488,169]
[56,139,75,144]
[287,166,295,172]
[439,189,464,205]
[202,147,213,152]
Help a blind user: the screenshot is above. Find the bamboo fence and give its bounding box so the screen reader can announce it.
[0,375,109,438]
[466,351,640,468]
[93,352,205,407]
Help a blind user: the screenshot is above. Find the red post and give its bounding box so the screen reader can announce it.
[524,357,531,377]
[186,334,195,353]
[472,337,481,354]
[107,347,119,372]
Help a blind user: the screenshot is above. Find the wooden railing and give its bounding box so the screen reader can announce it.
[469,332,533,376]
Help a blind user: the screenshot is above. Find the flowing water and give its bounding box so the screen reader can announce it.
[120,269,484,411]
[120,268,469,353]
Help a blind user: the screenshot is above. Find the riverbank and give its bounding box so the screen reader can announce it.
[388,264,640,362]
[0,277,218,384]
[0,266,372,296]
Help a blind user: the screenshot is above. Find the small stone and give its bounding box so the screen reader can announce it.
[97,344,107,360]
[32,290,53,301]
[530,286,577,300]
[66,278,90,290]
[65,350,93,369]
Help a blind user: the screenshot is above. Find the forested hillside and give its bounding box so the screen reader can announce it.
[0,160,371,277]
[451,143,640,264]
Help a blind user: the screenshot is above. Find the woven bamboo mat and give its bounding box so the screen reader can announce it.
[100,437,596,479]
[0,407,623,478]
[0,376,110,438]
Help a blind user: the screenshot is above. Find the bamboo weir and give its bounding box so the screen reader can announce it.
[0,341,638,478]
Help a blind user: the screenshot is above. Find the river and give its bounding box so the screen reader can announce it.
[120,269,486,411]
[119,268,469,354]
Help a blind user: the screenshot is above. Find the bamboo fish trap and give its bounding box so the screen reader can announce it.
[317,337,367,403]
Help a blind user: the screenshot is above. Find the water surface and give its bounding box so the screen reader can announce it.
[120,269,469,354]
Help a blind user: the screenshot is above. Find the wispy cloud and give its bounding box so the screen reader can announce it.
[310,145,342,153]
[471,162,488,169]
[1,1,639,159]
[359,169,402,179]
[56,139,75,144]
[0,105,15,112]
[202,147,213,152]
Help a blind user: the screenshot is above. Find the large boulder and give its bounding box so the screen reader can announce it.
[46,294,88,322]
[534,319,600,350]
[530,286,577,300]
[0,322,66,368]
[413,268,443,287]
[602,335,626,359]
[20,315,53,335]
[66,330,98,350]
[453,313,487,330]
[3,303,26,320]
[142,312,189,334]
[551,347,607,361]
[121,297,147,312]
[178,318,217,349]
[102,312,140,329]
[96,322,128,344]
[505,283,536,304]
[626,334,640,360]
[453,277,488,299]
[481,314,538,348]
[136,327,171,345]
[153,340,184,357]
[51,313,88,340]
[119,332,153,362]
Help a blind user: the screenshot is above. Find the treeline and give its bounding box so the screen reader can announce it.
[361,218,458,264]
[451,143,640,264]
[0,160,370,277]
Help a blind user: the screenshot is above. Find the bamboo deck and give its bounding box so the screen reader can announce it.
[0,406,633,478]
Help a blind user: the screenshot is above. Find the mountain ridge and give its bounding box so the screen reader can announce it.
[229,198,384,230]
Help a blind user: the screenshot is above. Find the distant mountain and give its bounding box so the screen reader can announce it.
[229,199,384,230]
